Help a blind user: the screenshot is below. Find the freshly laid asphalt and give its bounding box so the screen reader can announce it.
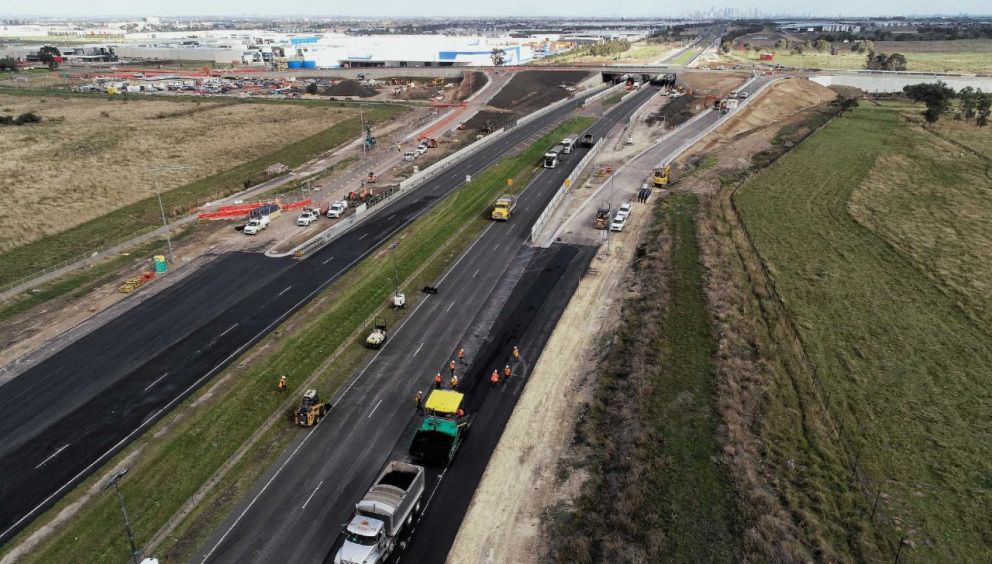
[0,84,653,546]
[196,87,658,563]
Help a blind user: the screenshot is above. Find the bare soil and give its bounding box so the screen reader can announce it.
[487,70,591,116]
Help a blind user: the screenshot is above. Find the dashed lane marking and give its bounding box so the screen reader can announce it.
[301,481,323,510]
[34,445,69,470]
[368,399,383,418]
[143,372,169,392]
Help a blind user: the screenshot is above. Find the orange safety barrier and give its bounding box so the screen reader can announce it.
[282,198,313,211]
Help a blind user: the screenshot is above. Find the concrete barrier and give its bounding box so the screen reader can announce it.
[530,137,606,245]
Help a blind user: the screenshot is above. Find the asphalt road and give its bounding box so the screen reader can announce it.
[196,87,658,563]
[0,85,650,546]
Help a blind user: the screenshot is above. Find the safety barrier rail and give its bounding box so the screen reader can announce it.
[530,132,608,246]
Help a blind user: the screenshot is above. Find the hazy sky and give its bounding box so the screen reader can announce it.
[2,0,989,18]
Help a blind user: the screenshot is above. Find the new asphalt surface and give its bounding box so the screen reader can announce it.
[196,87,658,563]
[0,85,652,546]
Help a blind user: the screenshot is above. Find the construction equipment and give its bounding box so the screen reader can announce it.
[652,165,672,187]
[409,390,470,465]
[366,317,387,349]
[392,293,406,309]
[581,133,596,148]
[295,389,328,426]
[334,461,425,564]
[490,194,517,221]
[366,171,377,184]
[594,203,612,230]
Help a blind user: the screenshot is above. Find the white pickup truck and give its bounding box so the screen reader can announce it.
[297,209,319,226]
[243,215,269,235]
[327,200,348,219]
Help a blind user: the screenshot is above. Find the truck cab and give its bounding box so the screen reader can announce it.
[491,194,516,221]
[561,137,575,154]
[336,517,388,564]
[543,144,565,168]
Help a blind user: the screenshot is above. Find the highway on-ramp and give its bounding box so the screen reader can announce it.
[0,84,625,546]
[197,86,659,564]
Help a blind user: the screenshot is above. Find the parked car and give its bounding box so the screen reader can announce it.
[297,210,319,226]
[609,213,627,232]
[415,145,427,156]
[739,91,749,99]
[404,151,417,161]
[327,200,348,218]
[244,216,269,235]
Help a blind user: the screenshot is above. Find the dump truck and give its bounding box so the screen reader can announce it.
[581,133,596,148]
[561,137,576,154]
[409,390,470,465]
[594,202,611,230]
[543,144,565,168]
[490,194,517,221]
[366,317,387,349]
[295,389,328,426]
[720,98,739,114]
[652,165,672,187]
[333,461,425,564]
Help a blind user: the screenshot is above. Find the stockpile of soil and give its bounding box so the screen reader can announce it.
[488,70,591,116]
[646,94,702,128]
[462,109,515,132]
[464,71,488,99]
[321,80,377,97]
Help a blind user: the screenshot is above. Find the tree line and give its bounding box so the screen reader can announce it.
[904,82,991,126]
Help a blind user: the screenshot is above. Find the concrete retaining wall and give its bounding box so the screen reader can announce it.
[811,73,992,93]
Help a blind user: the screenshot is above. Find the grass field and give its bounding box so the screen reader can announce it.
[728,39,992,73]
[734,102,992,561]
[5,117,595,563]
[0,100,406,289]
[0,94,364,253]
[671,47,701,65]
[537,40,677,65]
[548,193,739,562]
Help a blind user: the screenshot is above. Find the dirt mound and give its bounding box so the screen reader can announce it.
[488,70,591,116]
[322,80,377,97]
[462,109,515,132]
[721,78,837,138]
[647,94,702,128]
[680,70,748,98]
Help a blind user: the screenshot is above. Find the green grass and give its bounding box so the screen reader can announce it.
[548,193,738,562]
[729,41,992,73]
[8,116,595,563]
[601,93,624,106]
[0,104,406,290]
[0,226,195,323]
[671,47,701,65]
[735,102,992,561]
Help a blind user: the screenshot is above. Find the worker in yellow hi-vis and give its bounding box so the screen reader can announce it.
[277,375,287,393]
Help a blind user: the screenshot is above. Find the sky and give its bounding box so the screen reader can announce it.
[1,1,989,18]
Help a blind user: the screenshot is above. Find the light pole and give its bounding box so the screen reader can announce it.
[103,468,139,564]
[153,172,175,264]
[389,241,400,295]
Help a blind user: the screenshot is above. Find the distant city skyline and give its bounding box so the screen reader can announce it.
[1,1,990,19]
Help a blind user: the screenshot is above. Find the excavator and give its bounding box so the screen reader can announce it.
[295,389,328,426]
[652,165,672,187]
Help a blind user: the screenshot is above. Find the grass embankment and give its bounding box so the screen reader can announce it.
[547,193,739,562]
[0,226,195,323]
[601,93,624,106]
[671,47,701,65]
[734,102,992,561]
[0,104,406,290]
[8,116,595,563]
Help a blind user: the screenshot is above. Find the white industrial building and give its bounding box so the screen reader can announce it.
[287,34,534,68]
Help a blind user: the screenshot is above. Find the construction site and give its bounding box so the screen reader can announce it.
[1,13,991,564]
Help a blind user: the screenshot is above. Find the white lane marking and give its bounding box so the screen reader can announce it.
[301,480,323,510]
[493,243,499,250]
[368,399,383,418]
[524,206,530,212]
[446,301,455,312]
[508,224,515,232]
[322,256,335,265]
[143,372,169,392]
[472,269,479,278]
[387,214,396,221]
[34,445,69,469]
[413,342,424,357]
[218,323,239,339]
[359,233,368,240]
[278,285,292,297]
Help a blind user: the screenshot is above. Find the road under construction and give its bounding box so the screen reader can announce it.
[0,80,653,548]
[196,87,659,563]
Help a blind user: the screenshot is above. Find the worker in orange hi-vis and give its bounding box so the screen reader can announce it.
[450,374,459,390]
[458,348,466,365]
[456,407,465,418]
[448,359,457,377]
[503,364,512,381]
[512,345,520,361]
[490,369,500,388]
[434,372,443,389]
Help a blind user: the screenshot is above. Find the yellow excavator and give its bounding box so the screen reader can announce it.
[295,389,328,427]
[652,165,672,187]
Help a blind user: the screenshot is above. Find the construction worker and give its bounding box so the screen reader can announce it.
[456,407,465,418]
[415,390,423,413]
[503,364,512,381]
[512,345,520,362]
[490,369,500,388]
[434,372,443,389]
[450,374,459,390]
[277,375,287,393]
[458,348,466,364]
[449,359,457,377]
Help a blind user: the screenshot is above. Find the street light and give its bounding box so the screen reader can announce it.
[153,165,191,264]
[388,241,400,294]
[103,468,139,564]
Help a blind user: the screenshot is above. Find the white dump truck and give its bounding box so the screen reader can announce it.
[334,461,426,564]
